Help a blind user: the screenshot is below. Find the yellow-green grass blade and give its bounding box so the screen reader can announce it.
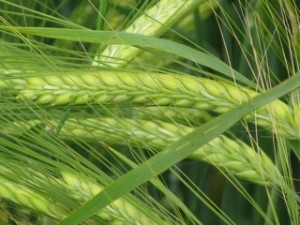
[56,72,300,225]
[0,26,255,87]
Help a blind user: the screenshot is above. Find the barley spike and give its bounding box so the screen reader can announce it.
[0,176,65,220]
[92,0,202,67]
[13,70,299,138]
[1,117,282,185]
[0,166,167,224]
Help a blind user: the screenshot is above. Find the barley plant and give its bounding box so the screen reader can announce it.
[0,0,299,224]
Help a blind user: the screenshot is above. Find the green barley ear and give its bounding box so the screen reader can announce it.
[0,117,282,186]
[0,176,65,220]
[193,136,282,185]
[14,70,299,139]
[0,163,169,224]
[61,171,169,225]
[59,119,283,186]
[92,0,202,67]
[113,0,221,70]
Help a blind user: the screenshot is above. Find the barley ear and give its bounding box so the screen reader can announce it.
[0,176,65,220]
[1,117,282,186]
[61,171,168,225]
[15,70,299,139]
[92,0,201,67]
[59,118,282,185]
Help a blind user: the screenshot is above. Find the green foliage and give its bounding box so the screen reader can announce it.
[0,0,299,225]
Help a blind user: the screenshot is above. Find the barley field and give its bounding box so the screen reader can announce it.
[0,0,299,224]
